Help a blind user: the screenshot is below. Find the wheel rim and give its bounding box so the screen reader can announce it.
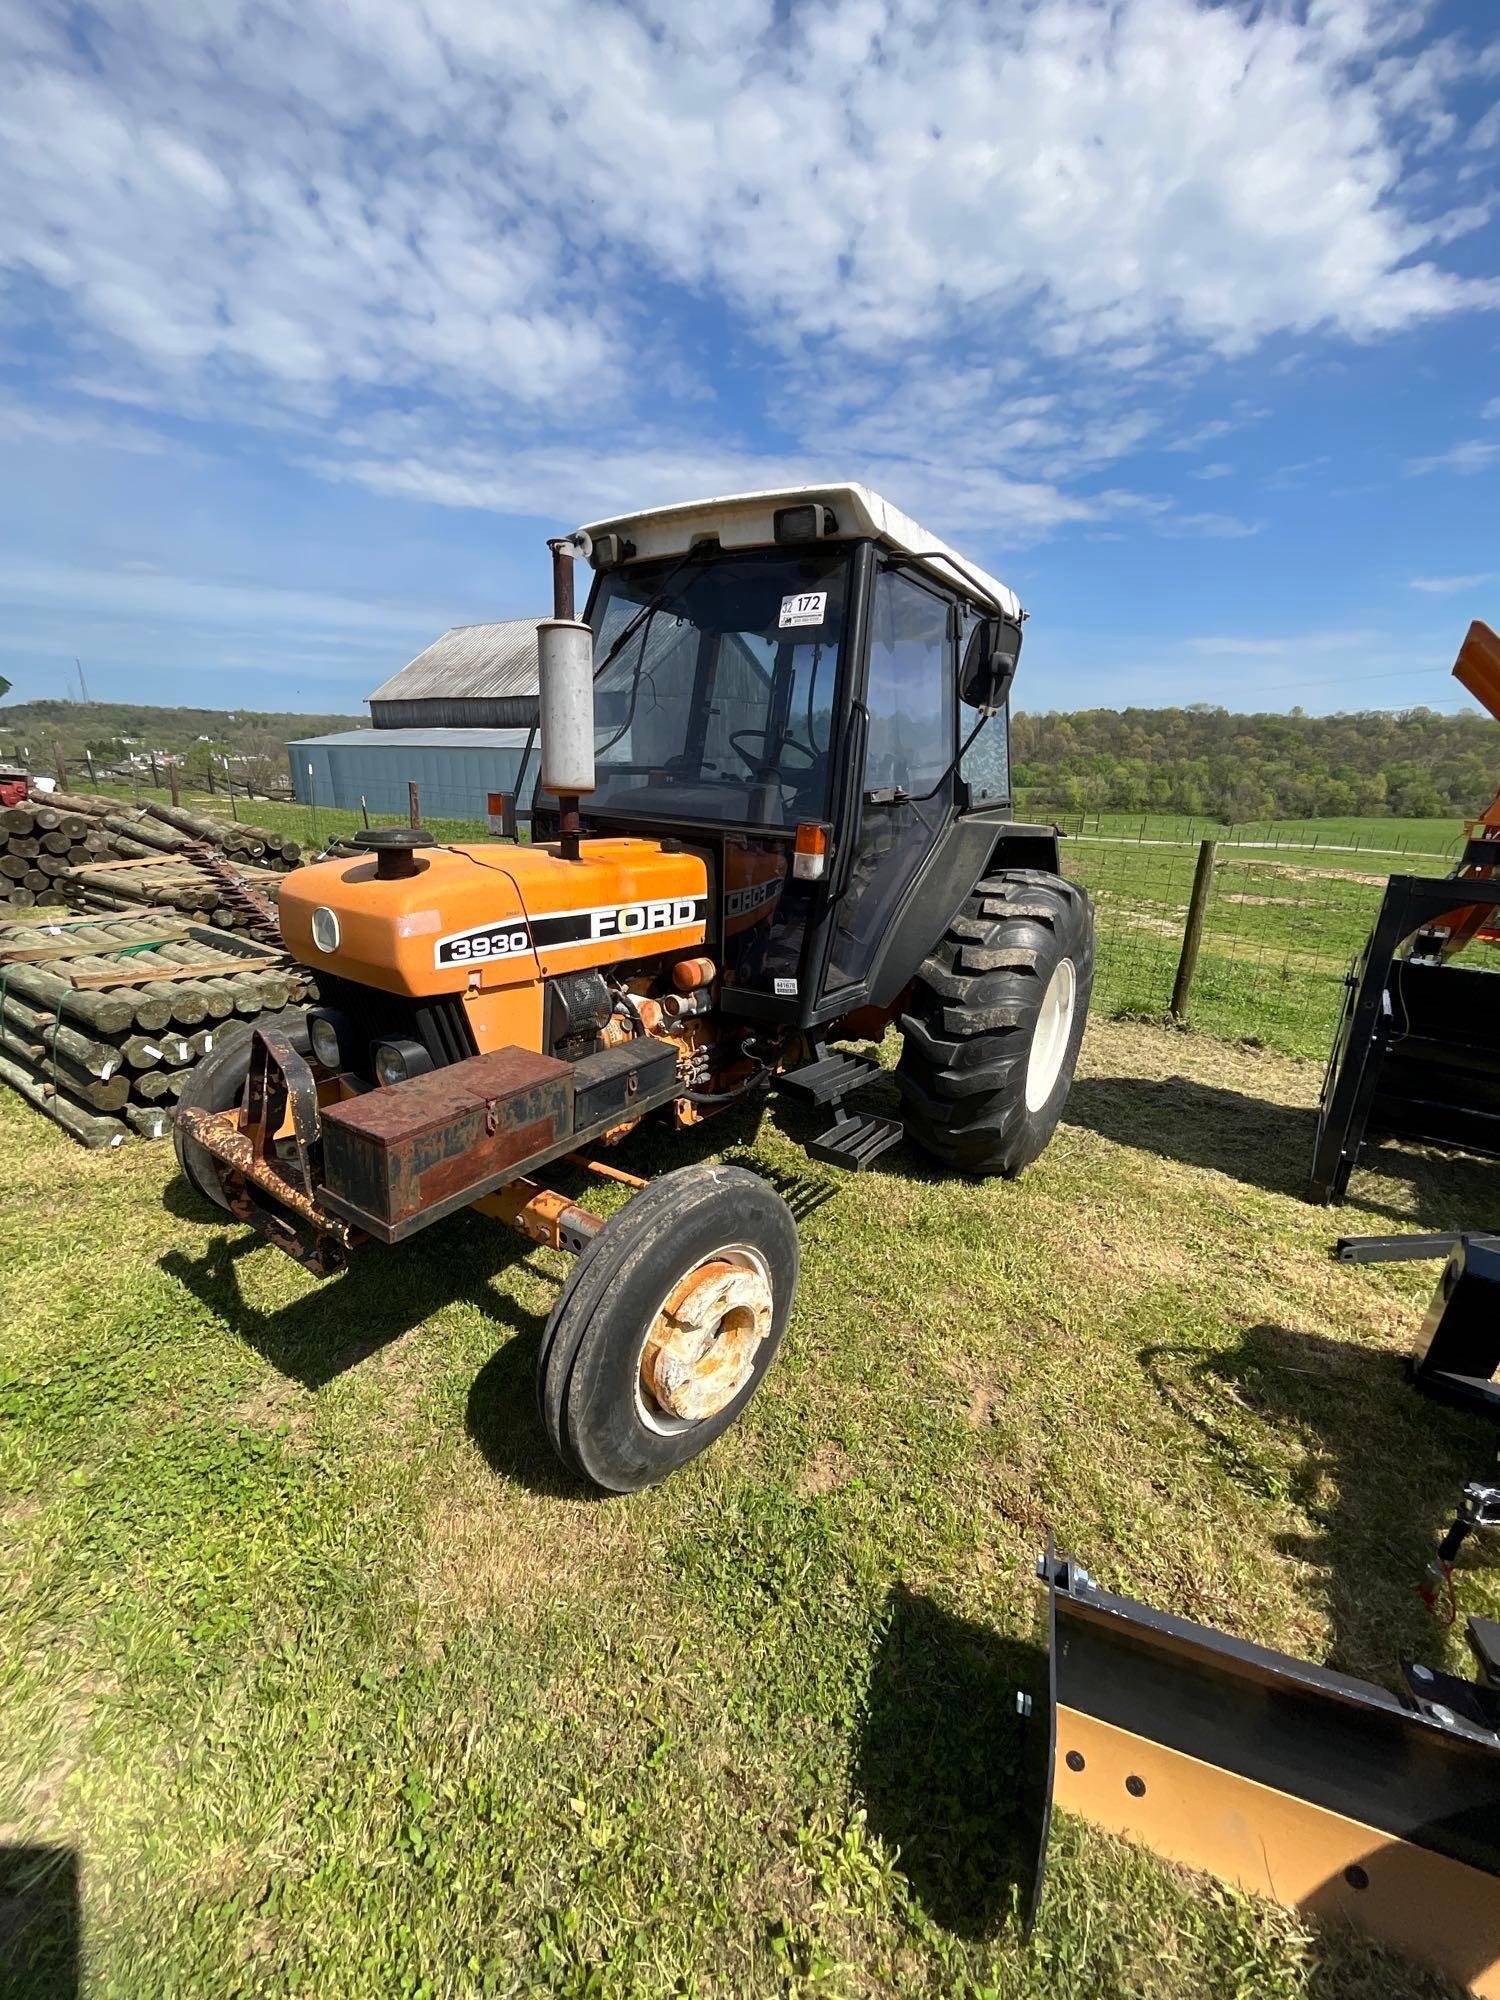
[1024,958,1077,1113]
[635,1244,774,1435]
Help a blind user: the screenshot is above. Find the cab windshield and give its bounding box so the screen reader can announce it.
[586,547,848,828]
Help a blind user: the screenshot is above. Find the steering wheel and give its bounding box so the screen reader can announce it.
[728,728,820,776]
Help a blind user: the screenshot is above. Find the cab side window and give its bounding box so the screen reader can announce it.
[956,603,1010,805]
[865,569,953,795]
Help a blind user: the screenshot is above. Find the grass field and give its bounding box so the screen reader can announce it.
[92,789,1469,866]
[2,1018,1496,1998]
[1055,817,1470,1060]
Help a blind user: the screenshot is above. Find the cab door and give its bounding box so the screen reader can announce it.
[823,564,955,995]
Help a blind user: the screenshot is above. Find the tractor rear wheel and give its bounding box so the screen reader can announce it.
[537,1163,799,1493]
[896,869,1093,1176]
[173,1011,312,1210]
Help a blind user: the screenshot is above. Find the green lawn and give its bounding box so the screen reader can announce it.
[2,1019,1495,1998]
[80,782,496,852]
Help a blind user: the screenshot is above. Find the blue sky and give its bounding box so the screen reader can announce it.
[0,0,1496,720]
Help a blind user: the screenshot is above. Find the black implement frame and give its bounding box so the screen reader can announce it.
[1308,872,1500,1203]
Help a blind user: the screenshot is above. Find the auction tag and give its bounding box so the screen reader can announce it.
[778,590,827,629]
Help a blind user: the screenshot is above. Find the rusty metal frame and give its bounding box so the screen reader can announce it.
[472,1179,603,1254]
[177,1024,674,1276]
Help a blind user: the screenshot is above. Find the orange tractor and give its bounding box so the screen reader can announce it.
[175,486,1094,1489]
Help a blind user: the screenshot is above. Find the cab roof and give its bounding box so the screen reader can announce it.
[577,483,1021,620]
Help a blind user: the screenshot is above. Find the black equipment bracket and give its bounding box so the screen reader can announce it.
[1410,1235,1500,1423]
[1308,872,1500,1204]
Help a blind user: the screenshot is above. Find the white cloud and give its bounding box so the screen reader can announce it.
[0,396,171,454]
[1183,629,1380,659]
[1194,462,1234,480]
[0,555,450,638]
[1484,397,1500,420]
[0,0,1495,536]
[1406,440,1500,475]
[1158,511,1265,540]
[1409,571,1498,593]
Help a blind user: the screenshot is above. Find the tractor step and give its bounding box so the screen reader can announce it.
[806,1111,904,1172]
[778,1051,882,1106]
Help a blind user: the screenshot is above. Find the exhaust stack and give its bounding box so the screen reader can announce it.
[542,536,596,861]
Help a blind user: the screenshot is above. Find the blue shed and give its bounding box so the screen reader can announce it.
[287,727,539,824]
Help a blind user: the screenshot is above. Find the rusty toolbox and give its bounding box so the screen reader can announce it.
[317,1038,681,1242]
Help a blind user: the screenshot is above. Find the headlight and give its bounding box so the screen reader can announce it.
[311,906,340,953]
[373,1038,433,1088]
[308,1013,343,1070]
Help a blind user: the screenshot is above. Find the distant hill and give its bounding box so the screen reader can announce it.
[2,695,1494,825]
[0,699,361,768]
[1012,703,1499,822]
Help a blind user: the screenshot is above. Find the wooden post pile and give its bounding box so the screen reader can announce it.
[0,914,316,1149]
[0,802,115,908]
[1,785,301,915]
[63,855,285,930]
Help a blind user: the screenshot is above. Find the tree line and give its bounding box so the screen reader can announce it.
[1010,703,1498,821]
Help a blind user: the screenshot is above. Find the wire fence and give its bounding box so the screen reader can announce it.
[64,775,1469,1061]
[82,772,501,852]
[1063,827,1460,1059]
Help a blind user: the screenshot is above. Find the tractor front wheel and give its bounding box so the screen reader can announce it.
[896,869,1094,1176]
[537,1163,799,1493]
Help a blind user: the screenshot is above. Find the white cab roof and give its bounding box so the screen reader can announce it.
[577,483,1020,619]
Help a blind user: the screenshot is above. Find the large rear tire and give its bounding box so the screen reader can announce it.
[172,1011,312,1209]
[537,1163,799,1494]
[896,869,1093,1177]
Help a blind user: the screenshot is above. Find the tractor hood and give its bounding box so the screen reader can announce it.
[278,837,710,998]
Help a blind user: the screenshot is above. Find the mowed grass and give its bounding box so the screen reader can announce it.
[84,783,495,852]
[2,1020,1497,1998]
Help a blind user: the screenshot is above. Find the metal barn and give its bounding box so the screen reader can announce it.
[287,727,540,824]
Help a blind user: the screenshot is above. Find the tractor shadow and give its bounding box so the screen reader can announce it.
[163,1217,584,1495]
[1065,1072,1496,1230]
[1141,1323,1493,1678]
[0,1842,80,1997]
[161,1134,838,1498]
[159,1204,542,1393]
[855,1584,1046,1939]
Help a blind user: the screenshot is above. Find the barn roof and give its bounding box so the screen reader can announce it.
[366,619,542,706]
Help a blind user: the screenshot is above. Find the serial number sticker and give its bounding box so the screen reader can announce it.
[774,977,798,996]
[777,591,827,629]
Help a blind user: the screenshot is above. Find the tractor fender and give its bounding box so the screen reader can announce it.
[862,816,1063,1012]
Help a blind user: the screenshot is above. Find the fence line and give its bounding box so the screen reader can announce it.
[1063,830,1459,1059]
[69,776,1460,1061]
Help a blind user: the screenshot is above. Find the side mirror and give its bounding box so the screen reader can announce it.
[960,615,1022,711]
